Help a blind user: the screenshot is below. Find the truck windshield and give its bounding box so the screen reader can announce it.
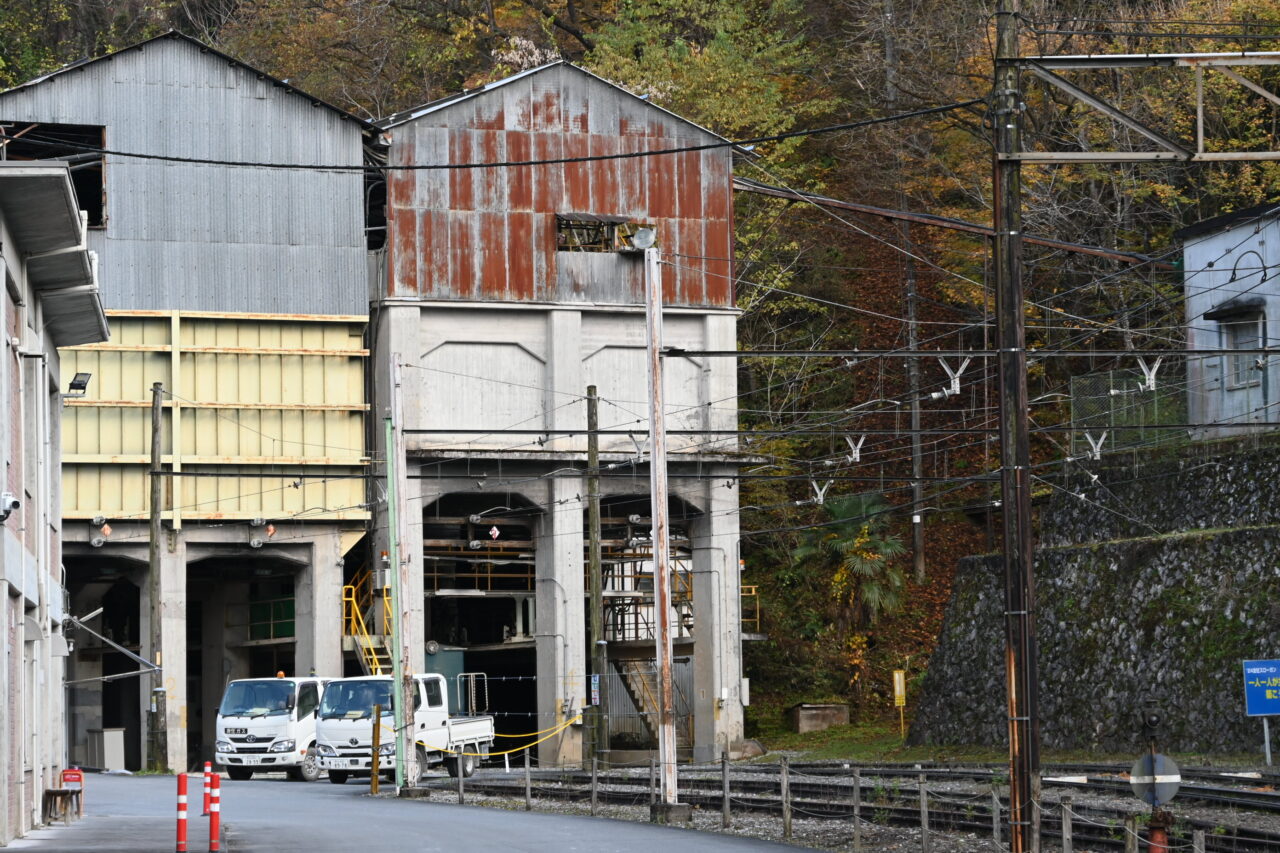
[318,681,394,720]
[219,680,294,718]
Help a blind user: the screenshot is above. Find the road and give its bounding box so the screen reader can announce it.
[9,771,800,852]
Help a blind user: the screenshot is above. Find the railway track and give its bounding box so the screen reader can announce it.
[424,763,1280,852]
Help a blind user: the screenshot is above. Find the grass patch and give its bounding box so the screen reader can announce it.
[745,704,1263,766]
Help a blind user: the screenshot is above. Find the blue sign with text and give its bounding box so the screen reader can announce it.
[1242,660,1280,717]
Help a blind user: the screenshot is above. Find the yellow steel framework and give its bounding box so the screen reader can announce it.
[341,567,393,675]
[59,310,370,524]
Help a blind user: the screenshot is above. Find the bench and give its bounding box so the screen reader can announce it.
[42,788,83,825]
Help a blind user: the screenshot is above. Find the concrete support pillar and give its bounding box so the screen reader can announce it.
[688,469,745,762]
[535,476,585,766]
[374,305,426,675]
[159,536,188,772]
[296,530,344,677]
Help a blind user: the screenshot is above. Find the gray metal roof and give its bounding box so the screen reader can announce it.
[1,30,376,131]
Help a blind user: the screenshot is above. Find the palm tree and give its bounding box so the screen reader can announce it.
[792,493,907,634]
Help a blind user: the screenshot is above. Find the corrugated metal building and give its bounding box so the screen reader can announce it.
[0,163,109,843]
[0,31,369,315]
[1180,205,1280,439]
[1,35,374,773]
[373,62,747,764]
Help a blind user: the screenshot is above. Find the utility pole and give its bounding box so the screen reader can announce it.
[644,244,681,816]
[386,354,416,789]
[993,4,1040,853]
[587,386,608,762]
[884,0,927,584]
[147,381,168,773]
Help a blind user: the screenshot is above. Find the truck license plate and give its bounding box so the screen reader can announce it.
[226,728,247,735]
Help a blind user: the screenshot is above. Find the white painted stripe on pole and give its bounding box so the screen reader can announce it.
[1130,775,1181,784]
[178,796,188,804]
[211,803,220,812]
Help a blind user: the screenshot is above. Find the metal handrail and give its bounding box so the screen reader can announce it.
[341,584,385,675]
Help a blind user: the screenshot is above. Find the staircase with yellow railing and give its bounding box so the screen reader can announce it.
[341,567,393,675]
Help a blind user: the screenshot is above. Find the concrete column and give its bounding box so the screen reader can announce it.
[688,468,744,762]
[296,529,344,677]
[159,535,188,772]
[535,475,586,766]
[373,304,425,674]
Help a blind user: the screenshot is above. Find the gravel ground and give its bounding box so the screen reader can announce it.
[392,759,1280,852]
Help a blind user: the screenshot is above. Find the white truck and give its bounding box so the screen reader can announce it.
[214,676,326,781]
[315,673,495,784]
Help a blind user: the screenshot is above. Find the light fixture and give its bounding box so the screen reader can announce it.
[89,536,106,548]
[66,372,91,398]
[631,227,656,250]
[249,538,264,549]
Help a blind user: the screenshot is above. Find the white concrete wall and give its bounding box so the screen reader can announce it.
[380,299,746,765]
[0,207,73,844]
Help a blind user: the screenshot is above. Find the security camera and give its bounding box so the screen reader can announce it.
[0,492,19,522]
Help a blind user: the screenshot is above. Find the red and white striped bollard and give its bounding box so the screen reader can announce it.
[202,762,211,816]
[175,773,188,853]
[208,773,221,852]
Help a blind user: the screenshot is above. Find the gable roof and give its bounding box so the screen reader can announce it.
[1175,202,1280,242]
[377,60,731,145]
[0,30,376,131]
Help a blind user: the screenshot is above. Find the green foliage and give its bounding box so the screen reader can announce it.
[792,494,907,631]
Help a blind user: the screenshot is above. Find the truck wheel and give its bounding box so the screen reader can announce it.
[461,753,477,778]
[287,747,321,782]
[227,767,253,781]
[415,746,429,783]
[444,757,459,778]
[328,770,349,785]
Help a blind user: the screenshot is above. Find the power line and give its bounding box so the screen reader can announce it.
[0,100,983,174]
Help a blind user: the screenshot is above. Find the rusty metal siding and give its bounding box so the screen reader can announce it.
[384,64,734,307]
[59,311,369,522]
[0,37,367,314]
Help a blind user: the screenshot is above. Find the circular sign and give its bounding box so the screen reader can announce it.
[1130,753,1180,806]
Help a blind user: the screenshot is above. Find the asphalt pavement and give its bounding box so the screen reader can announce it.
[8,770,800,852]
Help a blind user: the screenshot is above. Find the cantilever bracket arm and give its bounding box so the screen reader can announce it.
[64,614,162,684]
[1025,62,1191,158]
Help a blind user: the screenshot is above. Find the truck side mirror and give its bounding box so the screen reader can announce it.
[286,693,296,711]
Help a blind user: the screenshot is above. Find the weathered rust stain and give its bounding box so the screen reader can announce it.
[449,131,474,210]
[564,134,592,213]
[507,212,535,299]
[478,211,509,298]
[506,132,533,210]
[386,73,736,308]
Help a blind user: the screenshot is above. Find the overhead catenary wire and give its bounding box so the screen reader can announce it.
[0,99,984,174]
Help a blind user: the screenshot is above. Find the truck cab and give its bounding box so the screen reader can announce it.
[315,673,494,784]
[214,676,325,781]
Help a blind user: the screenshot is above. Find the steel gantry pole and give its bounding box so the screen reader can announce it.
[993,4,1041,853]
[644,244,680,813]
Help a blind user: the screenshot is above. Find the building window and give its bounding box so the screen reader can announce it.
[1,122,106,226]
[556,214,649,252]
[1224,314,1264,389]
